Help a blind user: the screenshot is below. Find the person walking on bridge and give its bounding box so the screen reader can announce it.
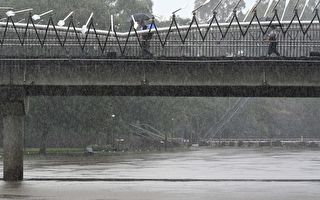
[267,25,280,56]
[139,20,154,58]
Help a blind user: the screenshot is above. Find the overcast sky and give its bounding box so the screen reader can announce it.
[152,0,256,20]
[152,0,195,19]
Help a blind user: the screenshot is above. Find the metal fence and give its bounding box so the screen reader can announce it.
[1,10,320,58]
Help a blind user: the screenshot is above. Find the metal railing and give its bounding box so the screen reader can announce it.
[1,10,320,58]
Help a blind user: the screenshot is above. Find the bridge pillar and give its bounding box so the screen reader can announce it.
[1,101,25,181]
[0,87,26,181]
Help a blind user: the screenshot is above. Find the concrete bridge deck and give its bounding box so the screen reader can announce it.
[1,58,320,97]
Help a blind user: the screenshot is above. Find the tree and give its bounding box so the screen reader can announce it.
[244,0,318,21]
[0,0,153,30]
[193,0,319,23]
[106,0,153,30]
[194,0,246,23]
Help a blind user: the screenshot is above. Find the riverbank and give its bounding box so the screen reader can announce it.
[0,145,319,160]
[0,147,191,160]
[204,139,320,149]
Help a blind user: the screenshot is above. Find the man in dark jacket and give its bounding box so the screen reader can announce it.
[267,25,280,56]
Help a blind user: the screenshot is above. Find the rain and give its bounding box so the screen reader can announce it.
[1,0,320,199]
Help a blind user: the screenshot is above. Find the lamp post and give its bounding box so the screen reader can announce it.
[131,15,139,30]
[264,0,274,18]
[6,8,33,17]
[315,0,320,12]
[281,0,292,21]
[300,0,310,19]
[0,7,13,10]
[81,12,94,34]
[111,114,116,148]
[225,0,242,22]
[192,0,211,14]
[110,15,114,32]
[243,0,262,22]
[171,118,175,139]
[15,10,53,23]
[16,18,25,23]
[271,0,281,15]
[0,7,13,21]
[57,11,74,27]
[200,0,224,23]
[171,0,191,16]
[32,10,53,21]
[172,8,182,15]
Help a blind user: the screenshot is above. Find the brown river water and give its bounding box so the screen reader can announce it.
[0,148,320,199]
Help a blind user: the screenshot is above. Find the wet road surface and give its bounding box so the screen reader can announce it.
[0,148,320,199]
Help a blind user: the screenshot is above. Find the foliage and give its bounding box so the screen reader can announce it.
[0,0,152,30]
[194,0,319,23]
[14,96,320,150]
[194,0,246,23]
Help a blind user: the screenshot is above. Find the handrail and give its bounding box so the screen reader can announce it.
[1,10,320,58]
[0,20,318,37]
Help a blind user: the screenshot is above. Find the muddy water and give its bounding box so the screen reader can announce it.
[0,148,320,199]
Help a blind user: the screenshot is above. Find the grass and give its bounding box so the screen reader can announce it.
[24,148,85,155]
[0,148,85,160]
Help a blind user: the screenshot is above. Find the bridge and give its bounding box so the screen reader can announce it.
[1,7,320,181]
[0,10,320,58]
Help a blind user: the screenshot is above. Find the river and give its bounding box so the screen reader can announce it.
[0,148,320,199]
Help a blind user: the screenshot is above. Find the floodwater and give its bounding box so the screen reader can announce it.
[0,148,320,199]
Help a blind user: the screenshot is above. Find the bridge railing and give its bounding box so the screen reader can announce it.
[1,10,320,58]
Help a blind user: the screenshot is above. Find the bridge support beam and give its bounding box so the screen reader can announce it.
[1,101,25,181]
[0,87,26,181]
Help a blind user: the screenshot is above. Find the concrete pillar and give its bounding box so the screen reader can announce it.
[1,101,25,181]
[0,116,3,145]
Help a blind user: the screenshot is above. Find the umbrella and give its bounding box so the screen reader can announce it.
[129,13,153,23]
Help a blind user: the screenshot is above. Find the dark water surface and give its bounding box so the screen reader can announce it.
[0,148,320,199]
